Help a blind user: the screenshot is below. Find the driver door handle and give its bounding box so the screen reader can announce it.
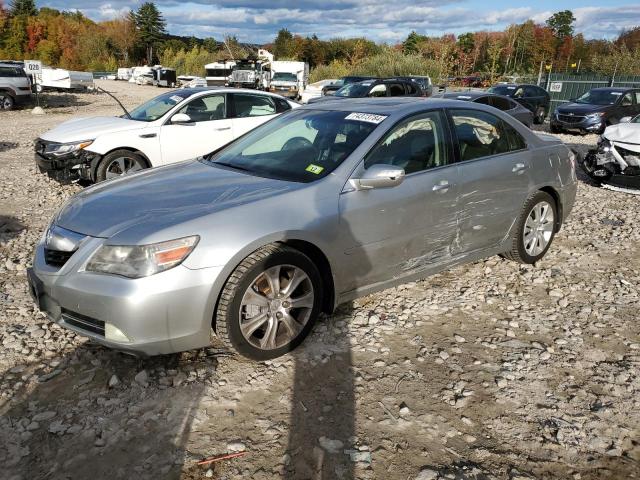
[432,180,450,192]
[215,126,231,131]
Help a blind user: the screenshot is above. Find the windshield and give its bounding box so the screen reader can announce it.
[205,109,380,182]
[272,72,297,82]
[488,85,515,96]
[236,61,257,70]
[576,90,622,106]
[335,83,372,97]
[129,91,191,122]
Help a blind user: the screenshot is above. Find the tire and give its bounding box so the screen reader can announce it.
[215,244,323,361]
[534,106,546,125]
[550,124,561,134]
[503,191,558,265]
[95,149,147,182]
[0,92,15,111]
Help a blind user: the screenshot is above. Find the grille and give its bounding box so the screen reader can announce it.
[62,309,105,336]
[44,248,74,267]
[558,114,584,124]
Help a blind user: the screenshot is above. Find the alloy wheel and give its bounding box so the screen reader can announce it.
[104,156,144,179]
[239,264,314,351]
[523,201,554,256]
[0,95,12,110]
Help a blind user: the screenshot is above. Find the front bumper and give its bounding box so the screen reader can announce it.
[582,147,640,190]
[34,140,101,183]
[28,239,224,356]
[551,114,605,133]
[270,88,298,98]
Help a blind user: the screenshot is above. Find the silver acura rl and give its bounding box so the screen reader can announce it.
[28,98,577,360]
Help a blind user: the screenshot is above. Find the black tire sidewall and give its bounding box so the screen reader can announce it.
[95,150,146,182]
[225,249,323,361]
[535,106,545,124]
[0,93,14,110]
[516,192,558,264]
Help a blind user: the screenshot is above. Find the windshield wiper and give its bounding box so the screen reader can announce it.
[213,161,251,172]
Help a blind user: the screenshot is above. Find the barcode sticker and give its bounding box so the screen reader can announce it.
[345,112,387,124]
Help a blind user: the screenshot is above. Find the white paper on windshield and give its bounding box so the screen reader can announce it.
[457,95,472,99]
[345,112,388,124]
[611,92,622,96]
[170,95,185,103]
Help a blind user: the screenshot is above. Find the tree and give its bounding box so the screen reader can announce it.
[10,0,36,16]
[130,2,166,64]
[273,28,295,59]
[403,31,427,54]
[546,10,575,39]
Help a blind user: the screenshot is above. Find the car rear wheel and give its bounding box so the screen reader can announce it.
[0,93,15,110]
[215,244,322,361]
[534,106,546,124]
[504,191,557,264]
[95,149,147,182]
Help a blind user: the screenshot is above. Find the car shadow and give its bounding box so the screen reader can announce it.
[0,141,19,153]
[0,340,209,479]
[40,93,91,109]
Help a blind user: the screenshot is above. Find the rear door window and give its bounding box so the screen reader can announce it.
[231,93,276,117]
[450,109,512,161]
[489,96,513,111]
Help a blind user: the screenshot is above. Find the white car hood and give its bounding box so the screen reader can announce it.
[604,123,640,152]
[40,116,146,143]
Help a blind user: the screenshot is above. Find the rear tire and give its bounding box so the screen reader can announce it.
[534,106,546,124]
[95,149,147,182]
[503,191,557,264]
[550,124,561,134]
[215,244,323,361]
[0,93,15,110]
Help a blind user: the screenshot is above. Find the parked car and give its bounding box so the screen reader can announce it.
[461,75,483,88]
[550,87,640,135]
[393,75,433,96]
[300,79,337,103]
[34,88,298,183]
[0,61,32,110]
[439,91,534,127]
[309,79,423,103]
[582,114,640,190]
[321,76,377,96]
[27,98,577,360]
[489,83,550,124]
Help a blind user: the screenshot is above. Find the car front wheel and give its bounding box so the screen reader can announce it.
[534,106,546,124]
[504,191,557,264]
[95,149,147,182]
[0,93,15,110]
[215,244,323,360]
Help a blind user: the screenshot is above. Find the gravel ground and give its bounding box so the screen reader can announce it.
[0,81,639,480]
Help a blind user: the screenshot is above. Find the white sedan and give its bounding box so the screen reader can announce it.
[300,79,337,104]
[34,88,298,183]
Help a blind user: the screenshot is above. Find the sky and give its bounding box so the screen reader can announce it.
[39,0,640,44]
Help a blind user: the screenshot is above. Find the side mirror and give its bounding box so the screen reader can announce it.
[619,116,632,123]
[171,113,193,125]
[350,164,405,190]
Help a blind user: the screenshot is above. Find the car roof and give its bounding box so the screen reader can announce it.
[440,91,496,100]
[299,97,477,115]
[591,87,633,92]
[178,87,291,99]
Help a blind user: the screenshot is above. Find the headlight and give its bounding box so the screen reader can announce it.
[290,86,297,91]
[85,236,199,278]
[585,112,605,120]
[44,140,93,157]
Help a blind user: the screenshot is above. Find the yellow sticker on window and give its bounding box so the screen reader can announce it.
[305,164,324,174]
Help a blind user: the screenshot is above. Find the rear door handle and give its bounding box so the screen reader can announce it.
[215,126,231,131]
[512,163,527,173]
[139,133,156,138]
[432,180,450,192]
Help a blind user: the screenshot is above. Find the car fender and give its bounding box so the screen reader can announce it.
[85,126,162,166]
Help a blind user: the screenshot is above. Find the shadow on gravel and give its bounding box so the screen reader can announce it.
[41,93,91,109]
[0,341,209,479]
[0,141,19,152]
[0,216,25,242]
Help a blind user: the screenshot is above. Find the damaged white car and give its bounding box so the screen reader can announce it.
[582,115,640,190]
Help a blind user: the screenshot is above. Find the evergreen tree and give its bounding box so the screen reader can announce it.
[273,28,295,59]
[130,2,166,64]
[10,0,36,16]
[546,10,575,39]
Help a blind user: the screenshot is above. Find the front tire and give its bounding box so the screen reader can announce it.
[95,149,147,182]
[534,106,546,124]
[504,191,557,264]
[0,93,15,110]
[215,244,323,361]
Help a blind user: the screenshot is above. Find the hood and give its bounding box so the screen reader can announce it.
[40,116,146,143]
[556,103,610,115]
[54,160,302,241]
[604,123,640,151]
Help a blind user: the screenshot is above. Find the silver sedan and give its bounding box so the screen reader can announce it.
[28,98,577,360]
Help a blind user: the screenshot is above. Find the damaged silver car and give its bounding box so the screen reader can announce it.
[28,98,577,360]
[582,115,640,190]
